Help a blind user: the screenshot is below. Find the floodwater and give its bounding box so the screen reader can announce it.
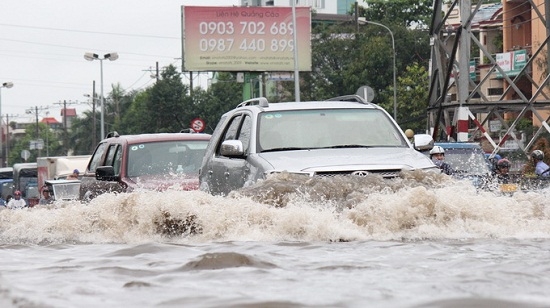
[1,172,549,308]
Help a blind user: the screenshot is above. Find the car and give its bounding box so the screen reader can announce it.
[199,95,438,196]
[80,131,211,200]
[430,142,493,188]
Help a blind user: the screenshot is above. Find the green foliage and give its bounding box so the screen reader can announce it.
[395,63,430,133]
[302,6,431,126]
[361,0,434,29]
[191,72,242,133]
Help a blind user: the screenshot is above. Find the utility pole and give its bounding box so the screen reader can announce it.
[25,106,48,158]
[4,114,17,166]
[144,62,162,82]
[84,81,98,150]
[54,100,79,155]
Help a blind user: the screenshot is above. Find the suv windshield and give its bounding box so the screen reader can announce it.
[257,109,407,152]
[127,140,209,177]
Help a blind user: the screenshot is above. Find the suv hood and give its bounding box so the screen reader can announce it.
[256,147,435,172]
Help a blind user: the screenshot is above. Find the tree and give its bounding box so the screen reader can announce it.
[395,63,430,133]
[300,2,432,127]
[192,72,244,133]
[360,0,433,29]
[145,65,190,133]
[70,110,99,155]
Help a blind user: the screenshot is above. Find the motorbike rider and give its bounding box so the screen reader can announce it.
[531,150,550,178]
[494,158,511,184]
[430,146,453,175]
[7,190,27,209]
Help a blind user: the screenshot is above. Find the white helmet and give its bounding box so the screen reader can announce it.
[430,146,445,155]
[531,149,544,161]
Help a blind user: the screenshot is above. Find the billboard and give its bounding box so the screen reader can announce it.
[182,6,311,72]
[495,49,528,78]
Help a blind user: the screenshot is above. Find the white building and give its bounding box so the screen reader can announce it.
[240,0,366,15]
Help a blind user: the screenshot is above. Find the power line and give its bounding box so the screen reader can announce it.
[0,23,178,40]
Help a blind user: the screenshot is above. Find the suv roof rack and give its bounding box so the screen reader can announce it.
[237,97,269,108]
[325,95,370,105]
[180,128,196,133]
[105,131,120,138]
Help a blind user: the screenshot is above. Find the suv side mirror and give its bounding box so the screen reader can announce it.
[220,140,245,157]
[95,166,118,181]
[413,134,434,151]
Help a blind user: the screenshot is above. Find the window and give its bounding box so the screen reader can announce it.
[238,115,252,153]
[104,144,119,167]
[88,143,107,172]
[258,109,407,151]
[112,146,123,177]
[291,0,324,9]
[488,87,504,96]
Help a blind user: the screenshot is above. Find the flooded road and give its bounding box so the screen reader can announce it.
[1,172,549,307]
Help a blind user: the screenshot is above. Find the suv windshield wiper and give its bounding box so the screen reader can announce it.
[261,147,315,153]
[322,144,372,149]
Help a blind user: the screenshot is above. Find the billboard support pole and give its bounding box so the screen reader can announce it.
[292,1,300,102]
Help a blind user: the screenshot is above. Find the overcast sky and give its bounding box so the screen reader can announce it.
[0,0,239,123]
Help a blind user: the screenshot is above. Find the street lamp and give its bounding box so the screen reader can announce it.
[84,52,118,139]
[358,18,398,122]
[0,82,13,167]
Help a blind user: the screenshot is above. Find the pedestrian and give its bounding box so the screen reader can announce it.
[531,150,550,178]
[7,190,27,209]
[429,146,453,175]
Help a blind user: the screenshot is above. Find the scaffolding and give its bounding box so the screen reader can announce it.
[428,0,550,156]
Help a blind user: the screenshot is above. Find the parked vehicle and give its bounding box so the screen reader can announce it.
[199,95,437,196]
[80,131,211,200]
[13,163,39,206]
[37,155,91,189]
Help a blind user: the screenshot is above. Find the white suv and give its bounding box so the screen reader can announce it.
[199,95,437,196]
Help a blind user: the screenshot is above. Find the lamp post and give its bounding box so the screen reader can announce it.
[0,82,13,167]
[358,18,397,121]
[84,52,118,139]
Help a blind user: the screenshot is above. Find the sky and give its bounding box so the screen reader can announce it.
[0,0,239,124]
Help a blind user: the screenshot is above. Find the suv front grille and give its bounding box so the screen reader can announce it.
[314,170,401,178]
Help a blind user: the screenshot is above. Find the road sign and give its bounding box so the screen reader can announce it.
[29,139,44,150]
[190,118,206,133]
[356,86,375,102]
[21,150,30,160]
